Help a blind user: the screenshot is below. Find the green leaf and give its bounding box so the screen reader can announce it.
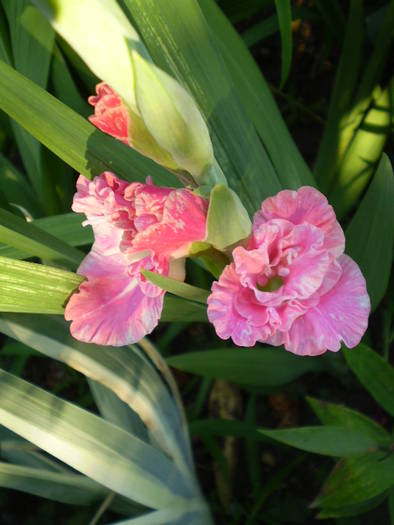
[0,314,193,476]
[0,256,82,313]
[161,296,208,323]
[274,0,292,89]
[314,0,363,191]
[167,347,323,387]
[198,0,315,189]
[206,184,251,250]
[0,59,175,187]
[258,426,383,457]
[124,0,281,215]
[307,397,391,446]
[3,0,55,201]
[329,83,394,218]
[0,207,83,266]
[0,461,107,505]
[88,379,148,440]
[344,344,394,417]
[316,492,387,519]
[346,153,394,310]
[0,368,189,508]
[312,452,394,509]
[0,153,42,217]
[0,212,92,260]
[142,271,209,304]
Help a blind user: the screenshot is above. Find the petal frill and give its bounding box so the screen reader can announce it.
[207,264,266,347]
[65,252,164,347]
[285,255,370,355]
[131,189,208,258]
[258,186,345,257]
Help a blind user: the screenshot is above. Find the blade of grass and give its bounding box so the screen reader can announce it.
[274,0,292,89]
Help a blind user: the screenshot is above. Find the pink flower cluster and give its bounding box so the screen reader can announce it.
[66,83,370,355]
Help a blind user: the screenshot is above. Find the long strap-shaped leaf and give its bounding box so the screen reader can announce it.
[198,0,315,189]
[0,207,83,267]
[0,59,175,187]
[0,368,191,508]
[0,314,196,486]
[124,0,281,214]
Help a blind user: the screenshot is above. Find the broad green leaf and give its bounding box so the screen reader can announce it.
[312,452,394,509]
[0,207,83,266]
[307,397,391,446]
[51,43,90,117]
[0,212,93,260]
[167,347,323,387]
[274,0,292,88]
[32,0,143,112]
[346,154,394,310]
[0,9,11,64]
[258,426,383,457]
[110,504,213,525]
[0,461,106,505]
[206,184,251,249]
[0,256,82,314]
[314,0,363,191]
[337,1,394,159]
[3,0,55,201]
[0,59,175,187]
[0,368,189,508]
[0,439,66,472]
[0,314,194,479]
[316,492,387,519]
[198,0,315,189]
[124,0,281,214]
[88,379,148,440]
[344,344,394,417]
[161,296,208,323]
[142,271,209,304]
[0,152,42,217]
[329,83,393,218]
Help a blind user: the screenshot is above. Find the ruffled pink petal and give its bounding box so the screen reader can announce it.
[257,186,345,257]
[88,83,130,145]
[131,189,208,258]
[207,264,266,347]
[285,255,370,356]
[65,250,165,346]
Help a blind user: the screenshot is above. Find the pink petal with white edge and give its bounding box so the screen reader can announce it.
[285,254,370,356]
[207,264,266,347]
[257,186,345,257]
[131,189,208,258]
[88,83,130,145]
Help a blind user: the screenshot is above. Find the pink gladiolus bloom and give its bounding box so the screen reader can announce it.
[65,173,208,346]
[88,83,130,145]
[207,186,370,355]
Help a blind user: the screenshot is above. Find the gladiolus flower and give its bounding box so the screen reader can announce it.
[65,173,208,346]
[207,187,370,355]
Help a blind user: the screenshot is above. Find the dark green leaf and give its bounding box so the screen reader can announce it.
[346,153,394,310]
[167,347,322,386]
[259,426,382,457]
[344,344,394,417]
[274,0,292,89]
[312,452,394,509]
